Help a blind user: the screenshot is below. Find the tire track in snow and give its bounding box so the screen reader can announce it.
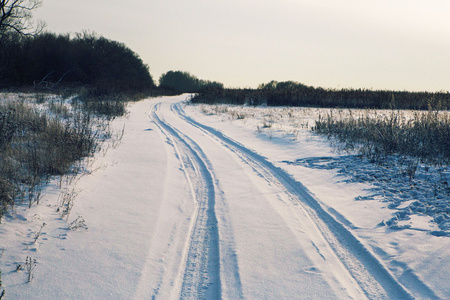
[151,103,222,299]
[173,103,413,300]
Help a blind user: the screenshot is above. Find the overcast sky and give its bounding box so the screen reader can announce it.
[35,0,450,91]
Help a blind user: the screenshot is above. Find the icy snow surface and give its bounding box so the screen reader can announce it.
[0,95,448,299]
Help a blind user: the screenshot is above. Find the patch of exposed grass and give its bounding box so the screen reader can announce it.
[0,93,112,219]
[74,93,127,119]
[313,110,450,166]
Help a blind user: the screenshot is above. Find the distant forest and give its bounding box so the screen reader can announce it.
[0,31,225,98]
[0,31,155,95]
[191,81,450,110]
[159,70,223,93]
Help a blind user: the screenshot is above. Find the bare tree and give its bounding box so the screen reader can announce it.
[0,0,45,38]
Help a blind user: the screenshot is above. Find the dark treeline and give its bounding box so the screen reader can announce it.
[191,80,450,110]
[159,70,223,93]
[0,31,155,95]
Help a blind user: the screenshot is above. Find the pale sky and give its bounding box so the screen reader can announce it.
[35,0,450,91]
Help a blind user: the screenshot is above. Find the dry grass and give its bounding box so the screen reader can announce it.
[0,93,113,220]
[313,110,450,166]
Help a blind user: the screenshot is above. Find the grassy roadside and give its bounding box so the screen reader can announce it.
[313,110,450,167]
[312,109,450,234]
[0,92,117,221]
[312,109,450,208]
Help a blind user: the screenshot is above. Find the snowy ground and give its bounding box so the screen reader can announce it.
[0,95,448,299]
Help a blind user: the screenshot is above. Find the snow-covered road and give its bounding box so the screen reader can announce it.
[152,98,362,299]
[149,96,413,299]
[1,95,446,299]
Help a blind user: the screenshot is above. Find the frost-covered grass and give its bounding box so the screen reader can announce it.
[197,104,450,236]
[199,104,316,140]
[0,93,115,220]
[314,109,450,165]
[313,109,450,236]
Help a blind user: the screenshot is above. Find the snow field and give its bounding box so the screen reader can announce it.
[0,95,448,299]
[186,101,450,299]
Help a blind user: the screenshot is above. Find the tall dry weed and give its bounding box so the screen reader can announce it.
[0,93,112,220]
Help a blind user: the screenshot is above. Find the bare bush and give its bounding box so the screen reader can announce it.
[33,222,46,244]
[67,215,88,230]
[57,188,79,221]
[25,256,36,282]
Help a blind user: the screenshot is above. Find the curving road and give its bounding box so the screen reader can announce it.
[148,96,413,299]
